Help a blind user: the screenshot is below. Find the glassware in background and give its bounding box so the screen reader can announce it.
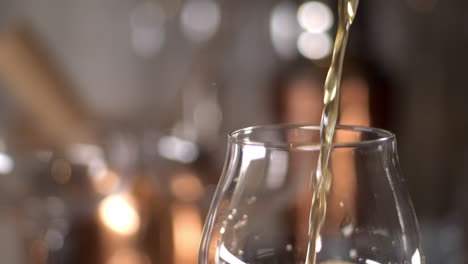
[0,129,167,264]
[0,11,224,263]
[0,148,104,264]
[152,77,224,264]
[199,125,423,264]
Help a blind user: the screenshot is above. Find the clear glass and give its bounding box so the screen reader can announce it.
[199,125,424,264]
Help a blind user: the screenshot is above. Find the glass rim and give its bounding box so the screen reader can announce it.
[228,124,395,150]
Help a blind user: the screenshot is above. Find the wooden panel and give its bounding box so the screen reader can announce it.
[0,26,95,148]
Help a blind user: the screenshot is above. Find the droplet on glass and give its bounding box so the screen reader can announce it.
[349,248,358,259]
[340,217,354,237]
[233,217,248,229]
[341,222,354,237]
[238,249,244,256]
[315,235,322,252]
[286,244,293,252]
[372,228,390,237]
[339,201,344,207]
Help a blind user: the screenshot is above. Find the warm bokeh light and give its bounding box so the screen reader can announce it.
[284,77,323,124]
[93,169,120,194]
[67,143,108,177]
[170,172,204,202]
[51,158,72,184]
[339,78,371,127]
[171,203,203,264]
[297,1,334,33]
[99,194,140,236]
[29,239,48,264]
[66,143,121,194]
[297,32,332,60]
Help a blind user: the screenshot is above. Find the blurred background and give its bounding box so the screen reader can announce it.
[0,0,465,263]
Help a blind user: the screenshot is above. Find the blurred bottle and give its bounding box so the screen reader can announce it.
[0,148,105,264]
[135,60,224,262]
[271,57,392,129]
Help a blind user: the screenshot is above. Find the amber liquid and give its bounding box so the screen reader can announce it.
[304,1,360,264]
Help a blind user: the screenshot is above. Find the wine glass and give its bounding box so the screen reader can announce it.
[199,125,424,264]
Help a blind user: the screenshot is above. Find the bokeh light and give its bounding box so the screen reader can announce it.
[170,172,204,202]
[180,0,221,43]
[158,136,199,163]
[92,169,120,195]
[99,194,140,235]
[171,203,203,264]
[297,1,334,33]
[130,1,166,58]
[270,1,301,59]
[297,32,332,60]
[44,229,64,251]
[51,158,72,184]
[0,152,13,174]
